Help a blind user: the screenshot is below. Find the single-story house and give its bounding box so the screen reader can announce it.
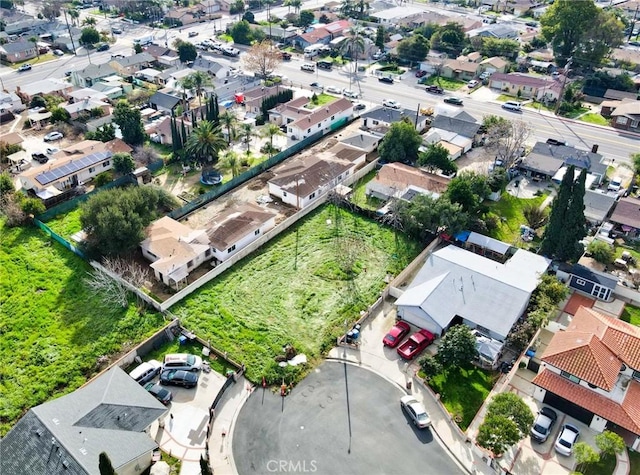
[243,84,292,115]
[15,78,74,104]
[71,63,119,88]
[109,52,154,76]
[557,263,618,302]
[0,90,25,113]
[163,5,206,26]
[489,73,564,101]
[18,139,131,196]
[441,59,479,81]
[518,141,608,183]
[610,100,640,133]
[295,28,332,49]
[149,91,184,115]
[471,24,519,40]
[207,203,277,262]
[371,6,424,25]
[610,197,640,236]
[62,97,111,120]
[422,110,481,158]
[0,366,168,475]
[395,235,550,341]
[532,306,640,449]
[0,40,37,63]
[192,55,231,80]
[268,143,365,208]
[478,56,509,74]
[141,216,211,287]
[360,106,428,134]
[338,132,381,153]
[366,162,450,201]
[584,189,617,226]
[148,115,193,146]
[0,131,24,146]
[286,97,353,140]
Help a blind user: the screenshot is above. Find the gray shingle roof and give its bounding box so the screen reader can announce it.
[150,91,182,110]
[360,106,417,123]
[1,40,34,54]
[584,189,616,223]
[520,142,608,177]
[112,52,153,68]
[0,366,167,475]
[430,115,480,138]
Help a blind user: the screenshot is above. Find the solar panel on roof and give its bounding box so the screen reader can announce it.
[35,151,112,186]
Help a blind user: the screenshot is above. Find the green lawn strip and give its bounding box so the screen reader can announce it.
[0,221,165,436]
[140,340,236,376]
[621,305,640,326]
[350,169,385,210]
[524,102,555,113]
[561,107,590,119]
[580,453,617,475]
[629,449,640,475]
[427,366,499,430]
[580,113,609,126]
[423,76,466,91]
[172,205,422,383]
[486,192,546,243]
[307,93,336,107]
[45,207,83,240]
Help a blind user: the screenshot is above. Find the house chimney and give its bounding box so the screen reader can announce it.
[591,144,599,153]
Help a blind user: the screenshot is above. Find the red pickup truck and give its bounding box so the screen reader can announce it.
[397,329,435,360]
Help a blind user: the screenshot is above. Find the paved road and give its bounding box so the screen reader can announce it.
[232,361,463,475]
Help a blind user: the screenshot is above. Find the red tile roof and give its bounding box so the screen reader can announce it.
[533,370,640,434]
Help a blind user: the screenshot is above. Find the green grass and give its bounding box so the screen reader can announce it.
[629,449,640,475]
[561,107,590,119]
[307,93,336,107]
[423,76,466,91]
[45,208,83,240]
[427,366,499,430]
[0,220,166,436]
[141,340,236,376]
[524,102,555,113]
[172,205,422,383]
[579,453,617,475]
[580,113,609,126]
[621,305,640,327]
[486,192,547,244]
[350,170,385,210]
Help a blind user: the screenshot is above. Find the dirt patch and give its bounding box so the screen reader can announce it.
[456,147,493,174]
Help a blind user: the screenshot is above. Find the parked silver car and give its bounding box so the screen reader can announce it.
[530,407,558,443]
[554,423,580,456]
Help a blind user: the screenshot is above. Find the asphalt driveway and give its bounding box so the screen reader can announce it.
[233,361,462,475]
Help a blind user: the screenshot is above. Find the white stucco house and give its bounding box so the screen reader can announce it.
[395,233,550,341]
[286,97,354,140]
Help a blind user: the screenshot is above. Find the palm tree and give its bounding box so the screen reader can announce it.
[82,17,97,26]
[340,26,365,90]
[239,122,255,156]
[179,71,213,108]
[184,120,227,165]
[219,110,237,144]
[219,150,241,178]
[289,0,302,15]
[260,122,284,156]
[68,8,79,27]
[28,36,40,60]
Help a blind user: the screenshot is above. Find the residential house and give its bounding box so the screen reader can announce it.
[91,75,132,100]
[610,197,640,237]
[0,131,24,147]
[141,216,212,286]
[0,40,37,63]
[471,24,519,40]
[605,89,638,101]
[360,106,428,134]
[492,0,541,16]
[395,235,550,341]
[401,11,481,32]
[207,203,277,263]
[286,97,353,140]
[163,5,205,26]
[323,20,351,38]
[149,91,184,115]
[0,366,167,475]
[478,56,509,74]
[243,84,291,115]
[532,306,640,449]
[441,58,479,81]
[518,141,608,183]
[365,162,450,201]
[216,0,233,11]
[71,63,119,88]
[610,101,640,133]
[136,67,162,83]
[258,25,299,42]
[268,96,311,126]
[63,97,111,120]
[18,139,132,197]
[295,28,332,49]
[0,90,25,113]
[147,115,193,146]
[109,52,154,76]
[611,48,640,67]
[268,143,365,208]
[371,6,424,25]
[338,132,381,153]
[556,263,618,302]
[583,189,617,226]
[15,78,74,104]
[423,110,481,159]
[192,55,231,81]
[489,73,564,101]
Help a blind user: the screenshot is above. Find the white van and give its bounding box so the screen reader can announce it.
[163,353,202,372]
[608,176,623,192]
[502,101,522,111]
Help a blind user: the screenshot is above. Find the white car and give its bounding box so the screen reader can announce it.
[400,395,431,428]
[46,147,59,155]
[44,131,63,142]
[467,79,479,88]
[554,423,580,456]
[382,99,401,109]
[52,49,64,56]
[326,85,342,94]
[342,89,359,99]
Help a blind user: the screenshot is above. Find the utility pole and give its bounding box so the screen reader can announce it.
[554,57,572,115]
[629,5,639,42]
[63,9,77,55]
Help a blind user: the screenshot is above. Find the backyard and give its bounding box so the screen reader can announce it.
[621,304,640,327]
[426,366,499,430]
[172,204,423,383]
[0,220,166,437]
[350,169,384,211]
[45,207,83,240]
[486,192,547,244]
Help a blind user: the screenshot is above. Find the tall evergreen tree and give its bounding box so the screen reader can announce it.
[556,167,587,262]
[541,166,575,257]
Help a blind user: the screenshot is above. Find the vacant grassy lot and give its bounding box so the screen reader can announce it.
[580,113,609,126]
[45,207,83,240]
[423,76,466,90]
[486,192,547,244]
[172,205,422,382]
[621,305,640,327]
[0,221,165,436]
[427,366,498,430]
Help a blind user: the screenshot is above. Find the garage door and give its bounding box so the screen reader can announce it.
[543,391,593,425]
[398,308,441,336]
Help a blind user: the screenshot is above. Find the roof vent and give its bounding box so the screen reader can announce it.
[62,461,70,469]
[34,429,44,437]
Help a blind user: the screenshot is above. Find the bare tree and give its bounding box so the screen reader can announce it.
[241,41,282,79]
[133,145,160,166]
[485,119,531,169]
[84,257,150,308]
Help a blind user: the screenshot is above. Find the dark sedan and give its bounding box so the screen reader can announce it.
[160,370,199,388]
[378,76,394,84]
[443,97,463,106]
[145,382,173,405]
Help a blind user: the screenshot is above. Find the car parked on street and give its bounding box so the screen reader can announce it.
[378,76,394,84]
[530,407,558,443]
[443,97,463,106]
[160,370,199,388]
[502,101,522,112]
[310,82,324,90]
[326,85,342,94]
[46,147,59,155]
[44,131,64,142]
[52,49,64,56]
[415,70,427,78]
[383,321,411,348]
[400,395,431,428]
[397,329,435,360]
[554,424,580,456]
[280,52,292,60]
[382,99,401,109]
[425,85,444,94]
[145,382,173,405]
[353,103,366,111]
[301,63,315,72]
[18,64,32,72]
[188,31,199,37]
[343,89,359,99]
[96,43,110,52]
